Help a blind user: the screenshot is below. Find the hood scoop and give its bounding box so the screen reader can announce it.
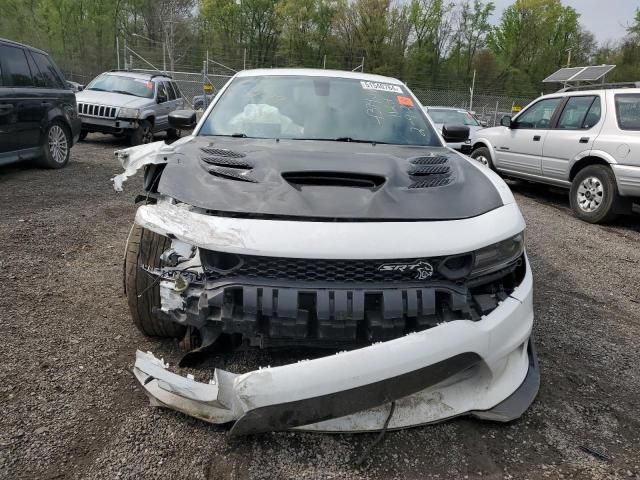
[407,155,454,189]
[282,171,385,189]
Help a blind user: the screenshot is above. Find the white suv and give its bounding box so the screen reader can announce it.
[471,84,640,223]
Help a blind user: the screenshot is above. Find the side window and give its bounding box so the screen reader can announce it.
[30,51,64,88]
[515,98,562,129]
[0,45,34,87]
[156,82,168,102]
[615,94,640,130]
[582,97,601,129]
[556,96,597,129]
[171,82,182,99]
[164,81,176,100]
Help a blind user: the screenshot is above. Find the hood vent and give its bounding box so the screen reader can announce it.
[283,171,385,189]
[202,156,253,169]
[206,166,258,183]
[200,147,257,182]
[200,147,246,158]
[407,155,453,189]
[409,176,452,189]
[408,164,450,176]
[410,155,448,165]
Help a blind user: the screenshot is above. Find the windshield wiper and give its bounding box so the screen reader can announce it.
[111,90,142,97]
[87,87,106,91]
[231,132,248,138]
[293,137,388,144]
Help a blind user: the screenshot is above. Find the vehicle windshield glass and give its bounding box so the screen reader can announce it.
[427,109,479,126]
[86,74,154,98]
[199,76,440,146]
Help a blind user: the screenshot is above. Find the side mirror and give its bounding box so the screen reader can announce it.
[169,109,197,129]
[500,115,512,128]
[480,120,488,127]
[442,124,470,143]
[157,94,167,104]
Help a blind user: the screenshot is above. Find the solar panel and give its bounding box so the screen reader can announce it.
[569,65,616,82]
[543,67,586,83]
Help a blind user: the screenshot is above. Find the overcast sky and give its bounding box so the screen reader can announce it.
[488,0,640,45]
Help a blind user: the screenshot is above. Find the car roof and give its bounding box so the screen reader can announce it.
[0,37,48,56]
[103,70,172,81]
[236,68,405,85]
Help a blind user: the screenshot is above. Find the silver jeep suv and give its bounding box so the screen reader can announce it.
[471,83,640,223]
[75,71,185,145]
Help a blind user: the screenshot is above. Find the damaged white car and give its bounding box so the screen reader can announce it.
[115,68,539,437]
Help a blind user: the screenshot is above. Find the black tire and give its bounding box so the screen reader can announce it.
[129,120,154,146]
[78,130,88,141]
[166,128,181,141]
[569,164,619,224]
[124,224,186,337]
[471,146,494,169]
[38,121,71,169]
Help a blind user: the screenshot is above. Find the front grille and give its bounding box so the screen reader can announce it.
[77,102,117,119]
[201,251,447,283]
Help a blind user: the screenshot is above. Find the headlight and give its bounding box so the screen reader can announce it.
[118,107,140,119]
[470,233,525,277]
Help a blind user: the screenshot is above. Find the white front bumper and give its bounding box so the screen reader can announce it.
[133,256,536,435]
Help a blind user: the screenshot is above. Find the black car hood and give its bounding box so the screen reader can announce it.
[158,137,503,221]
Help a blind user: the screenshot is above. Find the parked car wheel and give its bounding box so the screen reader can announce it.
[78,130,88,141]
[38,122,71,169]
[569,165,619,224]
[130,120,154,146]
[471,146,493,169]
[124,224,186,338]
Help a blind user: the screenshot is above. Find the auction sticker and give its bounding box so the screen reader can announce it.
[360,81,403,93]
[396,96,414,107]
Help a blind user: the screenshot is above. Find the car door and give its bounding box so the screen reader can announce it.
[541,95,603,181]
[0,43,39,155]
[493,97,563,176]
[154,81,171,131]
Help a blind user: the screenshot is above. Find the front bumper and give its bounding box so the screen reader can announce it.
[80,115,138,134]
[133,258,537,436]
[612,164,640,198]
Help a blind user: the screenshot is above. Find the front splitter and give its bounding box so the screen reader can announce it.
[132,338,538,436]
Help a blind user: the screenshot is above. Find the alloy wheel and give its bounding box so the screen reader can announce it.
[475,155,489,166]
[48,125,68,164]
[576,176,604,212]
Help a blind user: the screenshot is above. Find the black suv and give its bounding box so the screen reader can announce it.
[0,38,81,168]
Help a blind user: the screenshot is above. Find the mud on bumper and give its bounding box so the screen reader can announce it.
[133,263,538,436]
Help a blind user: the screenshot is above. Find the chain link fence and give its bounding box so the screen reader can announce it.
[63,44,535,126]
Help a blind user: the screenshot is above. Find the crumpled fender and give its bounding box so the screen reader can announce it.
[112,136,193,191]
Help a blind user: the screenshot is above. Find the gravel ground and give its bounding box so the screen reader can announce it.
[1,136,639,480]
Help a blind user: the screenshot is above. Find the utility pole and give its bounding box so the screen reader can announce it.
[243,48,247,70]
[116,36,120,70]
[567,48,572,67]
[323,55,326,69]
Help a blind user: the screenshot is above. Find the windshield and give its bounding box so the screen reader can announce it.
[86,74,154,98]
[199,76,440,146]
[427,109,479,126]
